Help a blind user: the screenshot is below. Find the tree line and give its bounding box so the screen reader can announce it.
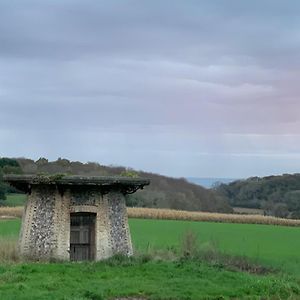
[0,158,23,204]
[214,174,300,218]
[3,157,300,219]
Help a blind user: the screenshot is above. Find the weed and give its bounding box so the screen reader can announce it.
[0,238,19,262]
[180,229,199,258]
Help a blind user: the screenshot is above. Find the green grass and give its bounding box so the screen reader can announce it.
[0,219,21,238]
[2,218,300,275]
[4,194,26,207]
[0,257,299,300]
[130,218,300,276]
[1,218,300,299]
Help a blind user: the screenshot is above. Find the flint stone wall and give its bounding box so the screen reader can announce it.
[19,186,133,261]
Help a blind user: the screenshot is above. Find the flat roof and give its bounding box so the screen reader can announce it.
[4,174,150,193]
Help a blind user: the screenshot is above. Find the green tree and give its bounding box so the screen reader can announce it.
[273,203,289,218]
[0,158,23,204]
[0,169,7,204]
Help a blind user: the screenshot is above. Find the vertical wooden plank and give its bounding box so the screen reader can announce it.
[70,212,96,261]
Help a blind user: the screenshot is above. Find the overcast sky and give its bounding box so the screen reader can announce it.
[1,1,300,178]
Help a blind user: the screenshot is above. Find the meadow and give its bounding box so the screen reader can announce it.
[2,218,300,276]
[1,195,300,299]
[1,254,299,300]
[1,218,300,299]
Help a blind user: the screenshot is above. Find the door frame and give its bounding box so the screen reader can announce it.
[70,212,96,261]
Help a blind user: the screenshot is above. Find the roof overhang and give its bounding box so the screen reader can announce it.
[4,174,150,194]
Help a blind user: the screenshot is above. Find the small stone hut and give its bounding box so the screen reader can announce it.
[4,175,150,261]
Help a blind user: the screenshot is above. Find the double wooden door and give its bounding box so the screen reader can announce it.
[70,213,96,261]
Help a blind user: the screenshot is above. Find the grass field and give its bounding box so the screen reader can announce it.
[1,196,300,299]
[0,219,300,299]
[0,256,299,300]
[130,219,300,276]
[2,218,300,276]
[0,219,20,237]
[4,194,27,207]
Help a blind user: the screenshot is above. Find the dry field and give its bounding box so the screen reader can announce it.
[1,206,300,227]
[0,206,23,218]
[128,207,300,227]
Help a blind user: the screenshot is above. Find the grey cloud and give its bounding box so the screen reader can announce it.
[1,0,300,65]
[1,0,300,177]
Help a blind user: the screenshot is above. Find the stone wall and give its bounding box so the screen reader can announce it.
[19,186,133,261]
[106,191,133,256]
[20,185,56,260]
[52,189,70,260]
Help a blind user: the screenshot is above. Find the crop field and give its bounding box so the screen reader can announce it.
[233,207,265,215]
[129,207,300,227]
[3,205,300,227]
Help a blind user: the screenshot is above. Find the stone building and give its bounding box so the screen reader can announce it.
[4,175,150,261]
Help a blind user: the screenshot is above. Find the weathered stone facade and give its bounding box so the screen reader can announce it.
[5,175,149,261]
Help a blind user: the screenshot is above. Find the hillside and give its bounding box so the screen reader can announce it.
[215,174,300,218]
[5,157,232,213]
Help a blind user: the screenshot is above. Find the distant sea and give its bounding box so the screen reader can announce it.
[186,177,239,188]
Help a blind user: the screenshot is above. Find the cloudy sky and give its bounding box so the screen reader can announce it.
[1,1,300,178]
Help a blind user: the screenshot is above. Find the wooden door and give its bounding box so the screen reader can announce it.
[70,213,96,261]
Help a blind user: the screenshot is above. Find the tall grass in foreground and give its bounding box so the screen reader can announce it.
[0,238,19,262]
[178,229,270,274]
[0,229,271,275]
[1,206,300,227]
